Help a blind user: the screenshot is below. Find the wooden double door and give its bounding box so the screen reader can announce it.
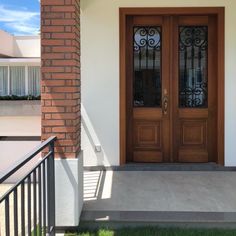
[126,14,218,163]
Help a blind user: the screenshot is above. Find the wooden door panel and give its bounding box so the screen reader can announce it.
[178,119,208,162]
[177,16,209,25]
[181,120,207,146]
[133,108,163,162]
[134,151,163,162]
[178,109,208,118]
[133,16,163,25]
[133,119,163,162]
[133,108,162,119]
[178,150,208,163]
[134,120,161,148]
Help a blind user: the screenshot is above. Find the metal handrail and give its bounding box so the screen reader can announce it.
[0,151,52,204]
[0,136,57,184]
[0,136,57,236]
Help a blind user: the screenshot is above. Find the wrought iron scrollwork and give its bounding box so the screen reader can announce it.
[134,27,161,52]
[179,26,208,108]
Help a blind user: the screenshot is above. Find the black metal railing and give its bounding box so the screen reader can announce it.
[0,136,57,236]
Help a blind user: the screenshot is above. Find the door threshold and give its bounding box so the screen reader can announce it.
[84,163,236,172]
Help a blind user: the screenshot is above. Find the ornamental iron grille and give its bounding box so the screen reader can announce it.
[179,26,208,108]
[133,26,162,107]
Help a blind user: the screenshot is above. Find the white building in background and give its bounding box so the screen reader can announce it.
[0,30,41,181]
[0,30,41,98]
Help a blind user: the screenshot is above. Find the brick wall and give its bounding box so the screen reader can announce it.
[41,0,81,158]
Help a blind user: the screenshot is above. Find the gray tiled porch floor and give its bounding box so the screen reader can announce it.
[83,171,236,212]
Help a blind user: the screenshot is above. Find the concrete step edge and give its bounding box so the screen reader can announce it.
[81,210,236,223]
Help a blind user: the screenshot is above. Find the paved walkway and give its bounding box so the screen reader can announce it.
[83,171,236,212]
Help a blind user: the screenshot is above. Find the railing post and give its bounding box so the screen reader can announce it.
[47,141,55,235]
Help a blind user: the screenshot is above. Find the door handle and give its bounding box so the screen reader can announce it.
[163,95,168,115]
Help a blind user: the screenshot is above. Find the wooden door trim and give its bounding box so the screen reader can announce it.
[119,7,225,165]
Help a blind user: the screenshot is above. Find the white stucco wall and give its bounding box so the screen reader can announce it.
[0,101,41,116]
[0,104,41,182]
[0,30,40,58]
[0,116,41,136]
[81,0,236,166]
[0,30,14,57]
[14,36,40,58]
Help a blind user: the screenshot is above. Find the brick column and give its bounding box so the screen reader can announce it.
[41,0,80,159]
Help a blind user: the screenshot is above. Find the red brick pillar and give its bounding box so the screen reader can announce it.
[41,0,80,159]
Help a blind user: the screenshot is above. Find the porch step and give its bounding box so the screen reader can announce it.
[80,210,236,229]
[84,163,236,172]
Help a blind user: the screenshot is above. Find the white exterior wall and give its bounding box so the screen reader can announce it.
[81,0,236,166]
[0,116,41,136]
[0,30,40,58]
[14,36,40,58]
[0,101,40,117]
[0,30,14,57]
[0,103,41,182]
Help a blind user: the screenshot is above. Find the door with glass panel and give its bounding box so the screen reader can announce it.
[126,15,217,163]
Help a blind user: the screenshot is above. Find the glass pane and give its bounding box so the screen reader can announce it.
[10,66,25,96]
[179,26,208,108]
[133,26,162,107]
[28,66,41,96]
[0,66,8,96]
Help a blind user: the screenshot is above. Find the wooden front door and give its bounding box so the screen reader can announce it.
[126,14,218,163]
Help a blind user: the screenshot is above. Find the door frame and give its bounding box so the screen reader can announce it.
[119,7,225,165]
